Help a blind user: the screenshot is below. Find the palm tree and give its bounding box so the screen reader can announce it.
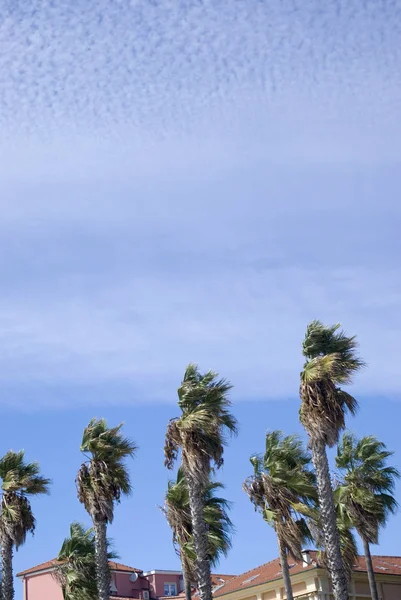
[162,467,233,600]
[307,499,358,583]
[0,451,51,600]
[335,433,400,600]
[164,364,238,600]
[299,321,364,600]
[243,431,316,600]
[76,418,136,600]
[54,522,118,600]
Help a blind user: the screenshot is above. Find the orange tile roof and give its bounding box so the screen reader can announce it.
[17,559,142,577]
[16,559,60,577]
[353,554,401,576]
[214,552,401,597]
[214,554,317,597]
[108,561,142,573]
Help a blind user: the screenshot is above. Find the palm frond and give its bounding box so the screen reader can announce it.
[0,451,50,551]
[162,467,234,573]
[335,433,399,544]
[243,431,316,560]
[300,322,364,447]
[54,521,117,600]
[77,420,135,524]
[164,364,237,480]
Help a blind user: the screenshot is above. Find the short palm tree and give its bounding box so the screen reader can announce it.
[76,419,136,600]
[243,431,316,600]
[336,433,400,600]
[0,450,51,600]
[164,364,238,600]
[54,522,118,600]
[299,321,364,600]
[162,467,233,600]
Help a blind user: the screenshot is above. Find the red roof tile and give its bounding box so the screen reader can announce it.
[17,559,142,577]
[214,554,317,596]
[211,575,236,583]
[353,555,401,576]
[214,552,401,596]
[16,559,60,577]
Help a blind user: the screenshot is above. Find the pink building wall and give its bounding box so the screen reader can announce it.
[22,569,152,600]
[111,572,150,598]
[24,571,63,600]
[147,572,183,597]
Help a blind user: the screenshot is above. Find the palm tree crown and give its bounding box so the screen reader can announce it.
[163,467,233,579]
[55,522,117,600]
[300,320,365,447]
[335,433,399,543]
[243,431,316,560]
[0,451,50,600]
[0,450,51,548]
[76,418,137,523]
[164,363,238,479]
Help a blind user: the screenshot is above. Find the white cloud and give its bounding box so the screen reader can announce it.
[0,263,399,406]
[0,0,400,407]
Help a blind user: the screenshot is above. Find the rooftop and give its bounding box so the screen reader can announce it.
[17,559,142,578]
[214,552,401,596]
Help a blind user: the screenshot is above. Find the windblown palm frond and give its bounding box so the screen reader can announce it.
[243,431,316,561]
[54,522,117,600]
[162,467,233,578]
[77,419,136,523]
[0,450,51,547]
[0,451,51,600]
[164,364,237,479]
[300,321,364,447]
[335,433,399,543]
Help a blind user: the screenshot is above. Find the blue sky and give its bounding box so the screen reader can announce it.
[0,0,401,597]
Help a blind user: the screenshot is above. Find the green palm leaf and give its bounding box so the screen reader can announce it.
[54,522,117,600]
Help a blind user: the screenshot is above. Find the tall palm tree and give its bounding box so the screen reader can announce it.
[54,522,118,600]
[243,431,316,600]
[164,364,238,600]
[162,467,233,600]
[299,321,364,600]
[0,450,51,600]
[76,418,136,600]
[335,433,400,600]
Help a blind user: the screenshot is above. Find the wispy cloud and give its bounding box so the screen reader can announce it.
[0,0,400,407]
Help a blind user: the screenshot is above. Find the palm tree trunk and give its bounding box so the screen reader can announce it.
[1,534,14,600]
[278,537,293,600]
[181,559,193,600]
[362,536,379,600]
[184,472,212,600]
[310,438,349,600]
[93,518,110,600]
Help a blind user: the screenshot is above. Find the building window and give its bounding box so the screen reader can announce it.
[164,583,177,596]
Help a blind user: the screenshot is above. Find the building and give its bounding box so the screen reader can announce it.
[16,560,234,600]
[213,551,401,600]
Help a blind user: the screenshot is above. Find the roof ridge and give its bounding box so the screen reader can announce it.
[372,555,401,559]
[224,557,281,581]
[109,560,142,570]
[17,558,141,577]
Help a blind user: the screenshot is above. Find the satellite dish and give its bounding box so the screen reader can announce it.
[130,572,139,583]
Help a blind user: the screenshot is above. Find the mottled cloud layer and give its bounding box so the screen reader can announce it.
[0,0,400,407]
